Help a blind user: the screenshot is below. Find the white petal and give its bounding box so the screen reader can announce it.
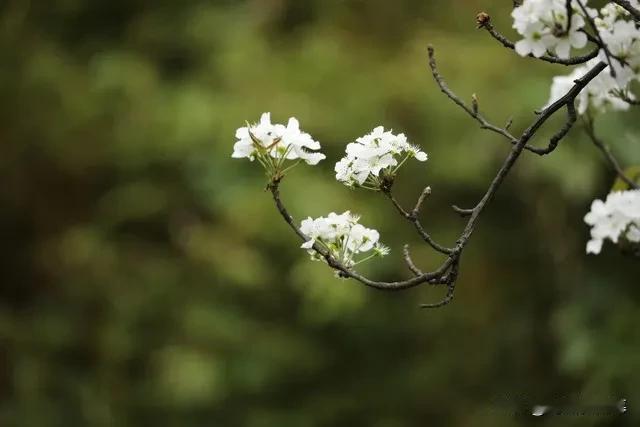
[302,152,326,165]
[260,112,271,126]
[231,140,254,158]
[287,117,300,133]
[531,41,548,58]
[586,239,603,254]
[355,170,370,185]
[571,14,585,29]
[301,239,315,249]
[555,40,571,59]
[414,151,428,161]
[235,127,249,139]
[570,31,587,49]
[515,39,532,56]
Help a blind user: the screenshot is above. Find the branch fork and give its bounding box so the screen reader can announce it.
[267,45,606,307]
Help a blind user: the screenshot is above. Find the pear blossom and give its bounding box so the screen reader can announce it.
[514,21,553,57]
[512,0,590,59]
[232,113,326,177]
[584,189,640,254]
[346,224,380,252]
[512,0,547,33]
[299,211,388,269]
[597,19,640,80]
[335,126,428,189]
[546,58,632,114]
[553,15,588,59]
[597,1,640,28]
[538,1,640,114]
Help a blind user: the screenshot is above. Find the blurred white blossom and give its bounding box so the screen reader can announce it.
[596,17,640,80]
[535,1,640,114]
[584,189,640,254]
[546,58,633,114]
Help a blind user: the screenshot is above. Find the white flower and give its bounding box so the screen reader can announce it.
[598,19,640,85]
[335,126,428,189]
[552,15,588,59]
[298,212,388,267]
[373,243,391,256]
[584,189,640,254]
[300,216,330,249]
[511,0,606,59]
[232,112,282,160]
[280,117,326,165]
[546,58,632,114]
[540,0,640,112]
[232,113,326,176]
[597,1,640,28]
[627,224,640,243]
[408,144,428,161]
[346,224,380,253]
[515,21,553,57]
[586,238,603,254]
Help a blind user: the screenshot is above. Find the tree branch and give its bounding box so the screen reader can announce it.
[381,187,453,255]
[421,258,460,308]
[267,48,606,307]
[611,0,640,22]
[583,116,639,189]
[433,54,606,258]
[427,44,519,144]
[412,186,432,217]
[612,89,640,106]
[403,244,424,276]
[427,45,580,157]
[575,0,619,77]
[526,102,577,155]
[269,180,453,291]
[561,0,574,36]
[477,14,600,66]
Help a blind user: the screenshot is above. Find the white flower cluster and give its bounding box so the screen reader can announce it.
[596,3,640,79]
[232,113,326,176]
[546,58,633,113]
[584,189,640,254]
[334,126,428,189]
[512,0,589,59]
[531,1,640,113]
[300,211,389,268]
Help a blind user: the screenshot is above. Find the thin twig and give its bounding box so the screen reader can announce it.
[403,244,423,276]
[427,45,520,145]
[267,48,606,304]
[421,259,460,309]
[611,0,640,22]
[561,0,574,36]
[449,59,607,256]
[575,0,618,77]
[613,89,640,106]
[269,180,453,290]
[382,188,453,255]
[583,116,639,189]
[526,102,577,155]
[477,17,600,66]
[428,45,579,157]
[421,284,456,308]
[412,186,432,216]
[452,205,474,217]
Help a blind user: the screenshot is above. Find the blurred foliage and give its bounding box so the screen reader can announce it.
[611,166,640,191]
[0,0,639,426]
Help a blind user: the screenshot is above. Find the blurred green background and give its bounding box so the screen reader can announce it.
[1,0,639,426]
